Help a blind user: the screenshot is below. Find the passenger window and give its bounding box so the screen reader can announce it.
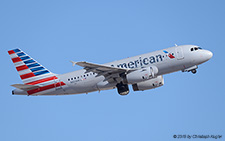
[191,48,194,51]
[71,78,73,80]
[74,77,76,79]
[84,75,85,77]
[68,79,70,81]
[194,47,198,50]
[87,74,89,76]
[77,76,79,79]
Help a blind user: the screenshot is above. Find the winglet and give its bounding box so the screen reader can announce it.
[70,61,77,66]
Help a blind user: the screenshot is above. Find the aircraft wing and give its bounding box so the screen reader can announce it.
[75,61,128,72]
[71,61,135,82]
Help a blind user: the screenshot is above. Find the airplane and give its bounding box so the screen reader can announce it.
[8,45,213,96]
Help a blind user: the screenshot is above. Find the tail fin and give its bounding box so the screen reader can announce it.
[8,48,56,85]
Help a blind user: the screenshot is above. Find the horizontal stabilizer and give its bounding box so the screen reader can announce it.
[11,84,40,91]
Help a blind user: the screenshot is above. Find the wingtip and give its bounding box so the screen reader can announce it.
[70,61,77,66]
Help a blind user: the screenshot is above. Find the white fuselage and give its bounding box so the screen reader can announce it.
[12,45,213,96]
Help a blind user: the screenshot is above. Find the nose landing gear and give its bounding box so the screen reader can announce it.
[191,69,197,74]
[182,65,198,74]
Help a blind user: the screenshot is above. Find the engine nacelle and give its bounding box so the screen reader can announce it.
[132,75,164,91]
[126,66,158,84]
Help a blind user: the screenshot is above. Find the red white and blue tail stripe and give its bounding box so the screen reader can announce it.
[8,48,65,95]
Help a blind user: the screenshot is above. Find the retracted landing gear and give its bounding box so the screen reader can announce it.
[116,82,129,96]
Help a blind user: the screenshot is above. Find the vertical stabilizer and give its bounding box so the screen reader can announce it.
[8,48,56,84]
[8,48,66,95]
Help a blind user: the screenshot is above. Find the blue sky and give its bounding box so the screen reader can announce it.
[0,0,224,140]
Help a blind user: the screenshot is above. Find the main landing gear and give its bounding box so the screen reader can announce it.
[116,82,129,95]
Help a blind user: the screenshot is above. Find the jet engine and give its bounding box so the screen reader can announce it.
[132,75,164,91]
[126,66,158,84]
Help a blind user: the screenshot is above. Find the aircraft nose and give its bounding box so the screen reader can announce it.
[205,50,213,60]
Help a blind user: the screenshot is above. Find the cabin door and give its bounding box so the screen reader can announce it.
[176,47,184,60]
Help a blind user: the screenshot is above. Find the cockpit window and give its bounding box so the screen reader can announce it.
[191,47,202,51]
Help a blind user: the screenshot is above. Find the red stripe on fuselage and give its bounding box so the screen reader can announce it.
[26,76,58,85]
[12,57,22,63]
[16,65,29,71]
[27,82,66,95]
[20,72,35,79]
[8,50,15,55]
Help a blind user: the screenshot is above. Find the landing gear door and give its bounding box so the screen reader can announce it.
[176,47,184,60]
